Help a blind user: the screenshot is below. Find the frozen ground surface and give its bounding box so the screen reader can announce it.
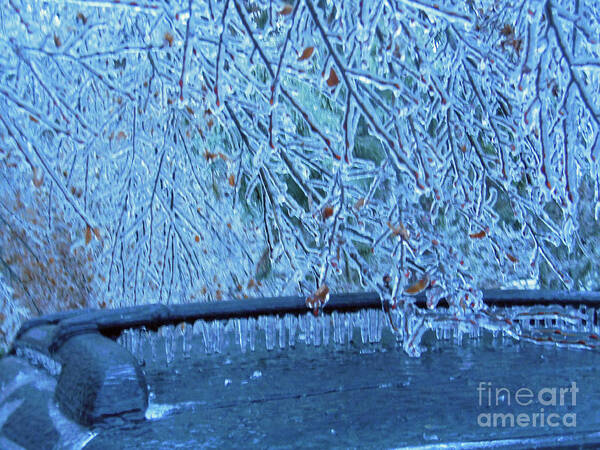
[85,331,600,449]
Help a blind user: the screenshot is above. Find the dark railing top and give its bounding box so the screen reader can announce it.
[14,289,600,353]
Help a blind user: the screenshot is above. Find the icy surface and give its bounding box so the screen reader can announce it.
[0,0,599,354]
[93,333,600,448]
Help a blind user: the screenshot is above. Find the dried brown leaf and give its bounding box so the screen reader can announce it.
[279,4,293,15]
[298,46,314,61]
[326,68,339,87]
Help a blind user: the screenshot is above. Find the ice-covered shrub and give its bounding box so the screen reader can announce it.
[0,0,598,354]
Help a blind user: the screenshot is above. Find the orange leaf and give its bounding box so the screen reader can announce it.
[164,32,174,46]
[326,68,339,87]
[306,284,330,307]
[322,205,334,220]
[314,284,330,301]
[506,253,519,263]
[279,4,293,15]
[85,225,92,245]
[29,115,39,124]
[228,174,235,186]
[93,227,101,240]
[298,46,314,61]
[54,35,61,48]
[204,150,218,161]
[469,230,487,239]
[387,221,410,240]
[185,106,195,115]
[194,235,200,242]
[404,276,429,295]
[500,24,514,37]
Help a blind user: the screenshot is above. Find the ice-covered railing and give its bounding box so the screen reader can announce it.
[117,293,600,364]
[0,1,599,355]
[14,290,599,362]
[113,290,600,361]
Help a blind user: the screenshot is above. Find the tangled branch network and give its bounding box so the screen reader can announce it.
[0,0,599,355]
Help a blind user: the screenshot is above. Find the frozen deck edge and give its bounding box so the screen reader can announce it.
[2,289,600,432]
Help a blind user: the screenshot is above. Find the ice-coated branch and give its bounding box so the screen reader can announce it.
[546,2,599,125]
[1,0,599,356]
[0,114,96,230]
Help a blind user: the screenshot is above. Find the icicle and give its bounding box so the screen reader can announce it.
[181,322,193,358]
[124,328,141,362]
[192,319,203,344]
[266,315,276,351]
[175,324,184,356]
[116,332,124,349]
[469,323,481,339]
[278,315,286,349]
[286,314,298,348]
[521,314,530,330]
[200,321,212,354]
[160,325,176,365]
[332,311,342,344]
[322,315,331,346]
[125,329,134,353]
[211,321,220,353]
[443,327,452,340]
[136,328,145,359]
[236,318,248,353]
[131,329,139,355]
[298,314,308,344]
[137,328,150,365]
[149,329,159,362]
[454,328,463,346]
[213,321,226,353]
[368,309,382,343]
[360,309,369,344]
[313,315,322,347]
[348,312,358,345]
[118,329,128,352]
[584,306,594,333]
[248,317,257,351]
